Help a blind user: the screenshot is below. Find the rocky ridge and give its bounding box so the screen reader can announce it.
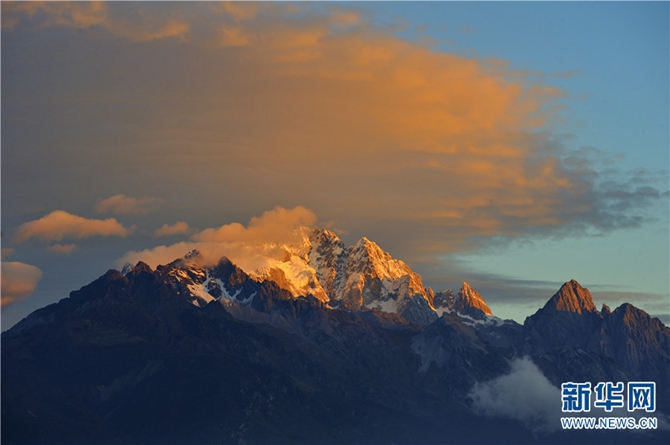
[211,228,496,325]
[3,232,668,445]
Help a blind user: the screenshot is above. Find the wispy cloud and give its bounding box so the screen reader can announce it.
[96,194,164,216]
[2,1,189,41]
[15,210,132,243]
[47,243,77,255]
[213,1,260,23]
[1,261,43,306]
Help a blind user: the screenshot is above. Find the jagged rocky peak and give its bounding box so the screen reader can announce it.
[308,228,345,268]
[120,262,134,276]
[305,229,436,323]
[184,249,201,260]
[456,282,493,316]
[162,249,205,272]
[349,237,385,267]
[121,229,497,326]
[433,289,455,314]
[348,236,409,278]
[609,302,660,329]
[545,279,597,314]
[130,261,153,275]
[601,304,612,315]
[310,227,343,246]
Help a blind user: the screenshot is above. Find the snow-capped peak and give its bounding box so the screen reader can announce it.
[347,236,412,280]
[432,282,493,319]
[120,262,134,276]
[157,257,259,309]
[144,228,494,326]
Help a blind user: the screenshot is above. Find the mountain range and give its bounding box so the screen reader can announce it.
[2,229,669,444]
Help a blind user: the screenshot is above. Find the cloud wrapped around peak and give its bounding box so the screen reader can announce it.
[194,206,316,245]
[15,210,132,243]
[119,206,317,272]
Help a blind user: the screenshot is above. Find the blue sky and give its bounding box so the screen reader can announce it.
[359,1,670,320]
[366,1,669,169]
[2,1,668,328]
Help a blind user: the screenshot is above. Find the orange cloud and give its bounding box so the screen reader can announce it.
[217,2,259,22]
[96,194,164,216]
[1,261,43,306]
[2,1,189,41]
[181,10,579,255]
[155,222,191,237]
[2,248,16,260]
[15,210,131,243]
[6,3,661,261]
[218,26,253,47]
[120,206,317,271]
[194,206,316,245]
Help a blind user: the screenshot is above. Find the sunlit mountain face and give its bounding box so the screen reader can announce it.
[3,230,668,444]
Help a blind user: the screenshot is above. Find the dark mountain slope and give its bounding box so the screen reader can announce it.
[3,260,533,444]
[3,259,668,444]
[520,280,670,413]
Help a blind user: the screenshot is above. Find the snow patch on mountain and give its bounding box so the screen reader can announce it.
[251,251,328,302]
[154,229,496,326]
[458,313,507,328]
[186,282,216,307]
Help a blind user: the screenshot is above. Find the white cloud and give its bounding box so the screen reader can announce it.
[469,357,562,434]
